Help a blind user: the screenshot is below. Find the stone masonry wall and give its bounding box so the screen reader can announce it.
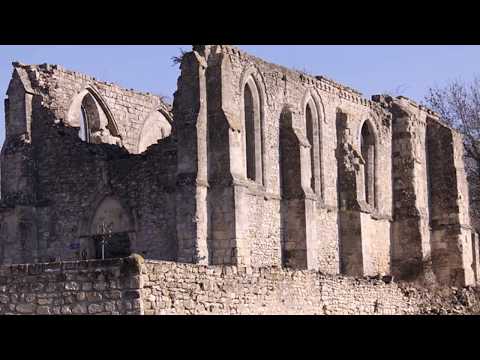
[390,98,432,282]
[183,45,393,274]
[1,256,479,315]
[140,259,480,315]
[0,63,177,265]
[17,62,170,153]
[0,257,143,315]
[1,45,478,289]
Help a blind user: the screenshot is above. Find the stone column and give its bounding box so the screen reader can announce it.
[174,48,209,264]
[280,108,317,270]
[336,111,364,276]
[1,66,36,203]
[390,100,433,283]
[206,47,251,266]
[427,118,476,286]
[0,65,38,264]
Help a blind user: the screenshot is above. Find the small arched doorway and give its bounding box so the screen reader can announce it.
[84,196,134,259]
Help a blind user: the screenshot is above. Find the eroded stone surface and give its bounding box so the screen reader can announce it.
[0,258,479,315]
[0,45,479,300]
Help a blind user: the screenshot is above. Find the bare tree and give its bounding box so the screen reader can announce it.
[424,77,480,229]
[171,48,188,66]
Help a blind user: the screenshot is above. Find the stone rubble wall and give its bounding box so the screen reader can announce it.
[1,255,479,315]
[0,63,178,265]
[1,46,478,288]
[140,259,480,315]
[14,62,170,153]
[0,257,143,315]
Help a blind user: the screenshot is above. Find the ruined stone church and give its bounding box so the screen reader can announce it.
[1,45,479,289]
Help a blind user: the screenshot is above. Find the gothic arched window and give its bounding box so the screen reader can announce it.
[305,100,321,194]
[361,121,376,207]
[79,104,89,142]
[137,110,172,153]
[67,88,122,146]
[243,78,263,184]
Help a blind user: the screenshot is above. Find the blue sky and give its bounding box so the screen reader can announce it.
[1,45,480,144]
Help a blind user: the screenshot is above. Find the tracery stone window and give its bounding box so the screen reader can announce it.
[68,88,122,146]
[361,121,376,207]
[243,78,263,185]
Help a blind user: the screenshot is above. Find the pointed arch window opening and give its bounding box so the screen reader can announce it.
[306,102,316,192]
[305,99,322,197]
[243,78,264,185]
[137,110,173,154]
[361,121,376,207]
[79,104,90,142]
[245,84,255,181]
[71,89,121,146]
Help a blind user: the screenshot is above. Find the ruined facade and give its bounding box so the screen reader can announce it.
[1,45,479,289]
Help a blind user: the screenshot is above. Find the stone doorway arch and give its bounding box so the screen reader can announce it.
[80,195,135,260]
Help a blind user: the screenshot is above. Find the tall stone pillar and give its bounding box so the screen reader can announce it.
[174,48,210,264]
[390,99,433,283]
[1,65,36,204]
[0,65,38,264]
[279,108,317,269]
[336,111,364,276]
[206,46,251,266]
[427,118,476,286]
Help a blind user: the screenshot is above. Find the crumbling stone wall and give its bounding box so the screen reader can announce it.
[0,257,143,315]
[1,256,479,315]
[0,63,177,265]
[141,260,418,315]
[19,63,171,153]
[387,95,478,286]
[1,45,479,289]
[141,260,480,315]
[426,117,475,286]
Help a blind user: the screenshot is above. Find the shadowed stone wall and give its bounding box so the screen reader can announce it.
[0,63,177,265]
